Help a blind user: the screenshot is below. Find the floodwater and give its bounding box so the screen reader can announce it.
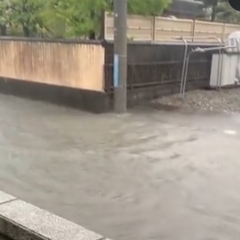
[0,94,240,240]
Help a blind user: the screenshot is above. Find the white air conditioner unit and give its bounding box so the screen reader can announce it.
[210,31,240,88]
[210,53,238,87]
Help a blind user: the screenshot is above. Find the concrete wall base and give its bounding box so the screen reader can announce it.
[0,78,111,113]
[127,80,209,107]
[0,77,209,113]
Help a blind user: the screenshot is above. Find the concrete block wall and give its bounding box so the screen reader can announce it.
[127,80,209,107]
[0,190,110,240]
[104,41,213,111]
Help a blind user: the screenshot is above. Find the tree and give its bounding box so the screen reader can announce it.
[0,0,171,38]
[0,0,46,37]
[42,0,171,38]
[201,0,219,21]
[128,0,170,15]
[41,0,109,38]
[216,0,240,23]
[0,0,9,35]
[198,0,232,22]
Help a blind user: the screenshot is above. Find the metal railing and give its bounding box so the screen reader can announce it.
[175,36,224,98]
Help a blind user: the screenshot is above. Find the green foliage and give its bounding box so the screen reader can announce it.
[42,0,171,38]
[128,0,170,15]
[198,0,235,22]
[0,0,238,38]
[216,1,240,23]
[0,0,171,38]
[0,0,47,36]
[42,0,108,38]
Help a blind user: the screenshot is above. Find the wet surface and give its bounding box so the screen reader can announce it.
[0,94,240,240]
[155,88,240,113]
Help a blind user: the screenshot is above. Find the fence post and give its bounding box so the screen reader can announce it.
[152,16,156,41]
[100,11,106,39]
[221,23,226,41]
[191,20,196,42]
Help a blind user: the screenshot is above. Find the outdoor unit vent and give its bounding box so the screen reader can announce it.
[210,31,240,88]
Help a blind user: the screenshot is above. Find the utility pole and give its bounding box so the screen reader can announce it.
[113,0,127,113]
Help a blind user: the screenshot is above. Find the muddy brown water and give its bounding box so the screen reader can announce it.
[0,94,240,240]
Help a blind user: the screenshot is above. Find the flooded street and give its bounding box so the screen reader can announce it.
[0,94,240,240]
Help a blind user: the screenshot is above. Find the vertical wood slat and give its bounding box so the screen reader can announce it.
[191,20,196,42]
[152,16,156,41]
[221,23,226,41]
[0,40,105,92]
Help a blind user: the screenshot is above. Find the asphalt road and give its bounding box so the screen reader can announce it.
[0,94,240,240]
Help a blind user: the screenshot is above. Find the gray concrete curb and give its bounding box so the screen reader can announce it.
[0,190,109,240]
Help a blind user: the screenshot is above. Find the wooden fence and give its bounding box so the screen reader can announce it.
[0,39,105,92]
[103,12,240,42]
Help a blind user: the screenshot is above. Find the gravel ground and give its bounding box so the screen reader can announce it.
[153,88,240,113]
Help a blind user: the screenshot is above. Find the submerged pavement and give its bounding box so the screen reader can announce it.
[0,94,240,240]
